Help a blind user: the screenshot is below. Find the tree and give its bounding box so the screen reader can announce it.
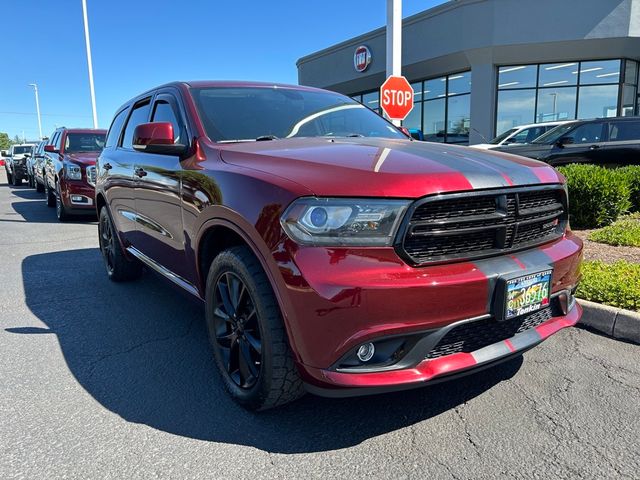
[13,134,22,144]
[0,132,12,150]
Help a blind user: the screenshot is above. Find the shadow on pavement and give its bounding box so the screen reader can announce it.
[15,247,522,453]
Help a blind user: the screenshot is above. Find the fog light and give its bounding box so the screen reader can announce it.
[356,342,375,362]
[71,195,83,202]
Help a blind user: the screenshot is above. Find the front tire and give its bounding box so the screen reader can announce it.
[98,207,142,282]
[55,182,69,222]
[45,179,56,207]
[205,246,304,411]
[35,178,44,193]
[12,172,21,186]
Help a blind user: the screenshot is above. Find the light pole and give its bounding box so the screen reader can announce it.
[550,93,558,120]
[81,0,98,128]
[386,0,402,126]
[28,83,43,139]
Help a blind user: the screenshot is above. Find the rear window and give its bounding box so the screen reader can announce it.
[12,146,32,155]
[609,121,640,142]
[64,133,106,153]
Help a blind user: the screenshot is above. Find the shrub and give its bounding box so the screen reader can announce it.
[576,260,640,311]
[617,166,640,213]
[588,213,640,247]
[557,164,631,229]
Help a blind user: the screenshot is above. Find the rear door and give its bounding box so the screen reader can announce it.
[545,121,607,167]
[132,89,189,280]
[602,119,640,166]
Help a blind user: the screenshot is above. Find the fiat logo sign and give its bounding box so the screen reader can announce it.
[354,45,372,73]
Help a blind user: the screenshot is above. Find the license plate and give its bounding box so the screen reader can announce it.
[496,269,552,321]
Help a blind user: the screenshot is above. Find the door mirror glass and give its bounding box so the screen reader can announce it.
[132,122,187,156]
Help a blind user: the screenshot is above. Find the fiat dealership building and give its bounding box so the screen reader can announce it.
[297,0,640,145]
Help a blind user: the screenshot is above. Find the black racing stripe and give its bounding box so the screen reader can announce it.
[512,249,555,270]
[452,148,544,186]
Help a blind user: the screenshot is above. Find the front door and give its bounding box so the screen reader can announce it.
[546,121,607,167]
[133,91,189,281]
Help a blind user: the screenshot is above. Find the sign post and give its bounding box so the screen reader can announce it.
[380,75,414,122]
[386,0,402,125]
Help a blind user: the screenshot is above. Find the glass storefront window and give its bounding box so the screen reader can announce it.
[351,94,362,103]
[536,87,577,122]
[423,98,446,142]
[579,60,621,85]
[496,89,536,135]
[403,102,422,130]
[622,85,637,117]
[448,72,471,96]
[447,94,470,143]
[411,82,424,102]
[424,77,446,100]
[539,62,578,87]
[362,91,380,113]
[498,65,537,89]
[578,84,619,118]
[624,60,638,85]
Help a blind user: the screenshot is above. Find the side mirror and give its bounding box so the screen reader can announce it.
[133,122,188,156]
[0,150,7,157]
[556,136,574,147]
[44,145,59,153]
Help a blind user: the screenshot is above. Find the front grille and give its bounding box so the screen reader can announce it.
[426,308,552,359]
[87,166,97,186]
[399,186,566,265]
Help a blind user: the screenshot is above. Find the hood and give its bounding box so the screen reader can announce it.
[65,151,100,166]
[468,143,494,150]
[219,137,562,198]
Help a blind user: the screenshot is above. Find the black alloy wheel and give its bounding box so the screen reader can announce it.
[99,209,116,276]
[212,271,262,389]
[55,182,68,221]
[44,180,55,207]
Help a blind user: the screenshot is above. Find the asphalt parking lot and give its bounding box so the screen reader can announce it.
[1,171,639,480]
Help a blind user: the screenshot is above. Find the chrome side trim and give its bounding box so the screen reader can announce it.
[126,246,200,298]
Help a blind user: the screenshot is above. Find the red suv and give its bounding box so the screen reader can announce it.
[96,81,583,410]
[43,127,107,221]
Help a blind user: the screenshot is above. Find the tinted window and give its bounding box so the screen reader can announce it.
[122,100,151,148]
[12,146,31,155]
[608,121,640,142]
[190,87,404,142]
[511,127,545,144]
[533,124,577,144]
[151,100,182,143]
[496,90,536,135]
[48,132,59,149]
[498,65,537,89]
[539,62,578,87]
[566,122,605,144]
[54,132,63,149]
[105,108,128,148]
[490,128,518,145]
[64,133,106,153]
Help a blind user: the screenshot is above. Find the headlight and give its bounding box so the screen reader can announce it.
[65,163,82,180]
[281,197,410,246]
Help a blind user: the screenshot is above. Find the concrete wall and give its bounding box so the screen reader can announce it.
[297,0,640,144]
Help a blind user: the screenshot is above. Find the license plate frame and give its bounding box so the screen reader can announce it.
[494,268,553,322]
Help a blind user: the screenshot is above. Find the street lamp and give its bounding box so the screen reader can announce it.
[28,83,43,139]
[549,93,558,120]
[81,0,98,128]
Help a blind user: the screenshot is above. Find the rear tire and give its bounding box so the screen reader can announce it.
[205,246,305,411]
[6,170,12,185]
[35,179,44,193]
[98,207,142,282]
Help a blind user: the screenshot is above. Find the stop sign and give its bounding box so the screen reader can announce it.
[379,75,414,121]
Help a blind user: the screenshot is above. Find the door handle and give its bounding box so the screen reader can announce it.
[135,167,147,178]
[589,145,600,150]
[103,162,112,170]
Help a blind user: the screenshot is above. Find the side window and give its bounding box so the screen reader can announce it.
[566,123,604,144]
[510,129,531,143]
[48,132,58,149]
[151,99,183,143]
[54,131,63,150]
[105,108,129,148]
[608,121,640,142]
[121,99,151,149]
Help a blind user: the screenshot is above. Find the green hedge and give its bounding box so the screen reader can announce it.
[617,166,640,213]
[557,164,631,229]
[588,214,640,247]
[577,260,640,311]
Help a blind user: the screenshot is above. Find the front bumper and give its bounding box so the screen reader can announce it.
[60,180,96,213]
[12,162,28,177]
[274,231,583,394]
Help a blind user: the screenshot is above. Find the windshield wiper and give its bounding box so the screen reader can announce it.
[256,135,279,141]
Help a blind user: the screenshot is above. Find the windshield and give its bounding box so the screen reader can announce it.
[12,146,32,155]
[64,133,106,153]
[190,87,406,142]
[532,124,576,144]
[489,128,517,145]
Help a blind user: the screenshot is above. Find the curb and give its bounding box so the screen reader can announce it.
[577,299,640,344]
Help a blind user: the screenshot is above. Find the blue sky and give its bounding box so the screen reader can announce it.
[1,0,445,141]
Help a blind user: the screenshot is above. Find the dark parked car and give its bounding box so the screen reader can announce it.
[4,143,35,185]
[495,116,640,166]
[28,139,48,190]
[96,81,583,410]
[43,127,106,221]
